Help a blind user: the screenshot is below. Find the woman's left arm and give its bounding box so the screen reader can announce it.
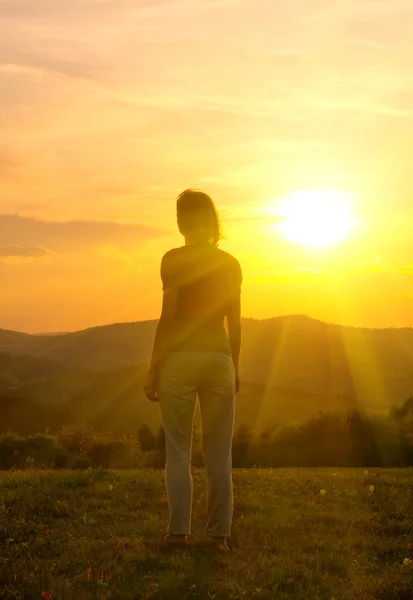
[143,287,178,402]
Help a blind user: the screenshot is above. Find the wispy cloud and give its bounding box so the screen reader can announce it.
[0,214,169,251]
[0,147,19,178]
[0,245,53,258]
[0,0,179,19]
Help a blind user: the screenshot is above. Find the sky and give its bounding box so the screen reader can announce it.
[1,0,413,333]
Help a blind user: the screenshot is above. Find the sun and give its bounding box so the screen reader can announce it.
[274,190,356,248]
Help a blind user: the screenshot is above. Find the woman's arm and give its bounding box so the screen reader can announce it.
[149,288,177,372]
[143,288,177,401]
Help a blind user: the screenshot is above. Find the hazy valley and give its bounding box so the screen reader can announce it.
[1,314,413,436]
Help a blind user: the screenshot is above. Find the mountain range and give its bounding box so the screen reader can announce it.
[1,315,413,435]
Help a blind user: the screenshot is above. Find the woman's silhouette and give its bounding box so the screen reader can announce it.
[143,189,242,552]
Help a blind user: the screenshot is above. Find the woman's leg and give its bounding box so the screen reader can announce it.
[198,353,235,538]
[157,353,197,535]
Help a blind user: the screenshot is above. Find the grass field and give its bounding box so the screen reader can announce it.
[1,468,413,600]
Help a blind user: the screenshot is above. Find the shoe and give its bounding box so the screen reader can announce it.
[209,536,232,552]
[159,533,189,550]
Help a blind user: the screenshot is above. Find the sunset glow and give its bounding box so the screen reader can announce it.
[1,0,413,332]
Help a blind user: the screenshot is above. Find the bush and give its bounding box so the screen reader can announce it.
[24,433,68,468]
[0,434,25,469]
[67,453,93,470]
[0,433,68,470]
[57,423,142,469]
[137,424,157,452]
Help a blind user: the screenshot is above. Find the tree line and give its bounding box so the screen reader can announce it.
[1,398,413,470]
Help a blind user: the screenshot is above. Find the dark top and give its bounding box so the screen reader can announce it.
[161,245,242,355]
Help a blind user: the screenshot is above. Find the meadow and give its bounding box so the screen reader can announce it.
[1,468,413,600]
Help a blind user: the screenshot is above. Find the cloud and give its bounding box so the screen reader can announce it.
[0,214,169,251]
[0,245,53,258]
[0,52,99,82]
[0,147,19,179]
[0,0,176,19]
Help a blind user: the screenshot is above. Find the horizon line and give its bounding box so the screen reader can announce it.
[2,313,413,337]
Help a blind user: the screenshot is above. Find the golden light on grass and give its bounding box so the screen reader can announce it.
[274,190,356,248]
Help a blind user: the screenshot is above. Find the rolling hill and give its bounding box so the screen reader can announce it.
[1,315,413,435]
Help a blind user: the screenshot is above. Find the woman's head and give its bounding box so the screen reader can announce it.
[176,189,223,246]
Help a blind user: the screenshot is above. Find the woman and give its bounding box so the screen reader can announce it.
[143,189,242,552]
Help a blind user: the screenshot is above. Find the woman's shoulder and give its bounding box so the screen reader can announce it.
[215,248,241,269]
[161,246,185,263]
[162,246,241,271]
[216,247,238,260]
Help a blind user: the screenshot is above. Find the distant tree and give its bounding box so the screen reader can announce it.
[346,410,378,466]
[156,425,166,452]
[138,424,156,452]
[391,396,413,425]
[232,424,253,467]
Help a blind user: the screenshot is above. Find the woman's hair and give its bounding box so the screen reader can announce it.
[176,189,223,246]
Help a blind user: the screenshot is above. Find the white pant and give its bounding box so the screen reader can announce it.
[157,351,236,537]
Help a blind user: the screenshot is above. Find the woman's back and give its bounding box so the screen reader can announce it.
[161,245,242,354]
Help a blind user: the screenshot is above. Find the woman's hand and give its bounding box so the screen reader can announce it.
[235,372,240,394]
[143,368,159,402]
